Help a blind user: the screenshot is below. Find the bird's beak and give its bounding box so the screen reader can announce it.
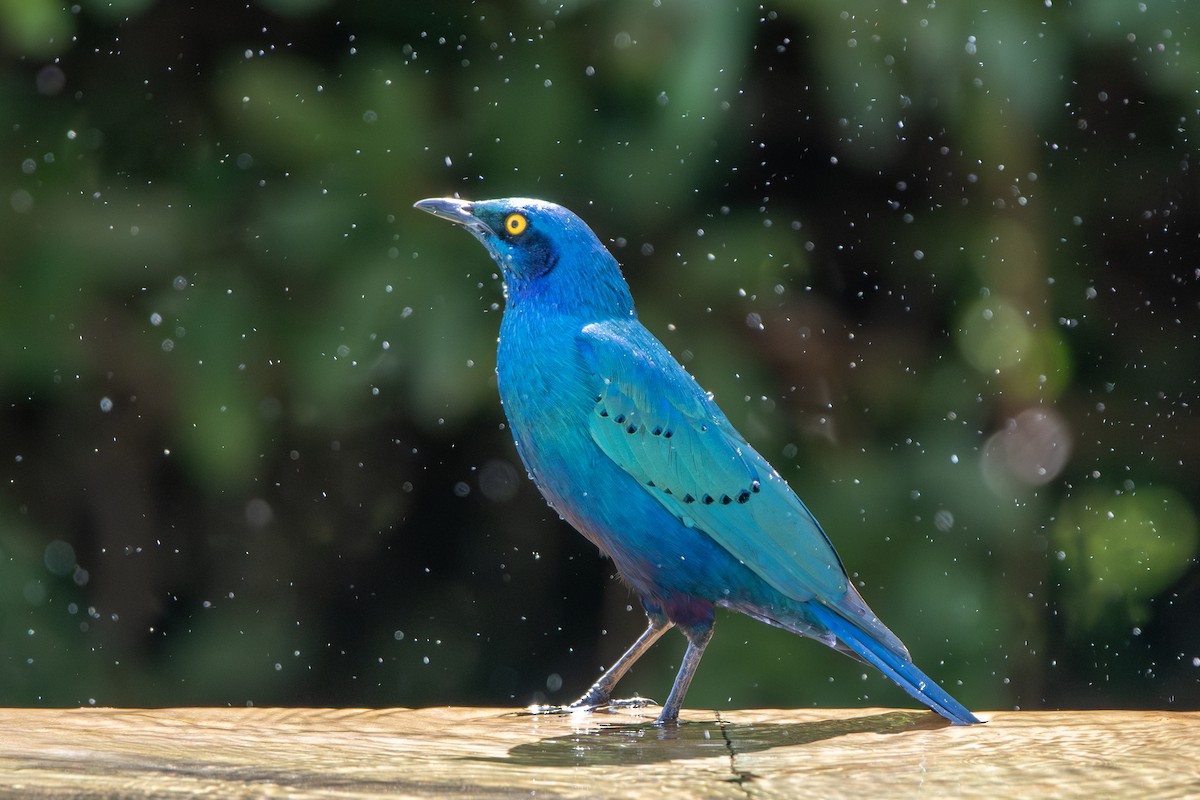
[413,197,492,236]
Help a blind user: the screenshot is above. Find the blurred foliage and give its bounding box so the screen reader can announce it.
[0,0,1197,714]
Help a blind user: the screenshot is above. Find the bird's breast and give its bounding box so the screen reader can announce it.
[495,312,598,482]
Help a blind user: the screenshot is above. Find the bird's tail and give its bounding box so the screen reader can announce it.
[808,603,981,725]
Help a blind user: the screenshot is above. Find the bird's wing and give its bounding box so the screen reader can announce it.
[577,320,855,604]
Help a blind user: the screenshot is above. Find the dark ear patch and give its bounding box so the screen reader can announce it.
[516,227,559,279]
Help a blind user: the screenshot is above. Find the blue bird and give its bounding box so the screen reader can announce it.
[415,196,980,726]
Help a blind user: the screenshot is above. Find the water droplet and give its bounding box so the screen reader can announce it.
[44,540,76,576]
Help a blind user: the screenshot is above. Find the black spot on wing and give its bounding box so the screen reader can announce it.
[594,388,761,512]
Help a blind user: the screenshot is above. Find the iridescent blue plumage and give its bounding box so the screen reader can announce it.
[414,196,980,725]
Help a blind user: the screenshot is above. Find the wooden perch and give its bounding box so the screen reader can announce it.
[0,706,1195,797]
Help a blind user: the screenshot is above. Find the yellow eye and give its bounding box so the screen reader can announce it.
[504,213,528,236]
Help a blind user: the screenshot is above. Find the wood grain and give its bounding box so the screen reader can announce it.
[0,706,1195,798]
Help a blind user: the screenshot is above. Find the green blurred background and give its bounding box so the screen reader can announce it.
[1,0,1196,713]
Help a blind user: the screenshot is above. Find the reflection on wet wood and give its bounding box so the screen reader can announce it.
[0,705,1196,797]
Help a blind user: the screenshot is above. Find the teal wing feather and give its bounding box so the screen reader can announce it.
[577,321,908,658]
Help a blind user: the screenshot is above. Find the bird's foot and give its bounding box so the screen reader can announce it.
[568,695,658,715]
[606,696,658,710]
[519,703,576,716]
[518,698,609,716]
[566,686,610,712]
[520,695,658,717]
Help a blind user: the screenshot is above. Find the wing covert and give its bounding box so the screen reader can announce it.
[577,320,851,602]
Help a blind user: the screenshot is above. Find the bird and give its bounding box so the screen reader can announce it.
[414,196,980,726]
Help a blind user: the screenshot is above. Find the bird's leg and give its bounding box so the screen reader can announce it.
[655,620,715,724]
[569,614,673,710]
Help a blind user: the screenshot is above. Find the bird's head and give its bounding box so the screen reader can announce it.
[414,196,634,317]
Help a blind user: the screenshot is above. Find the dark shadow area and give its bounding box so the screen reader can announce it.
[482,710,937,768]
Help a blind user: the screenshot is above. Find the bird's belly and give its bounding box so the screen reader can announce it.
[504,400,772,609]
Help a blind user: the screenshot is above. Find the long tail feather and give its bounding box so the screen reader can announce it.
[809,603,981,725]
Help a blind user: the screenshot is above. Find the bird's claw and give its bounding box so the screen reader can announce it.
[605,696,658,709]
[567,695,658,713]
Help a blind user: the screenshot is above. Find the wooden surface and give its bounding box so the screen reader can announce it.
[0,705,1196,798]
